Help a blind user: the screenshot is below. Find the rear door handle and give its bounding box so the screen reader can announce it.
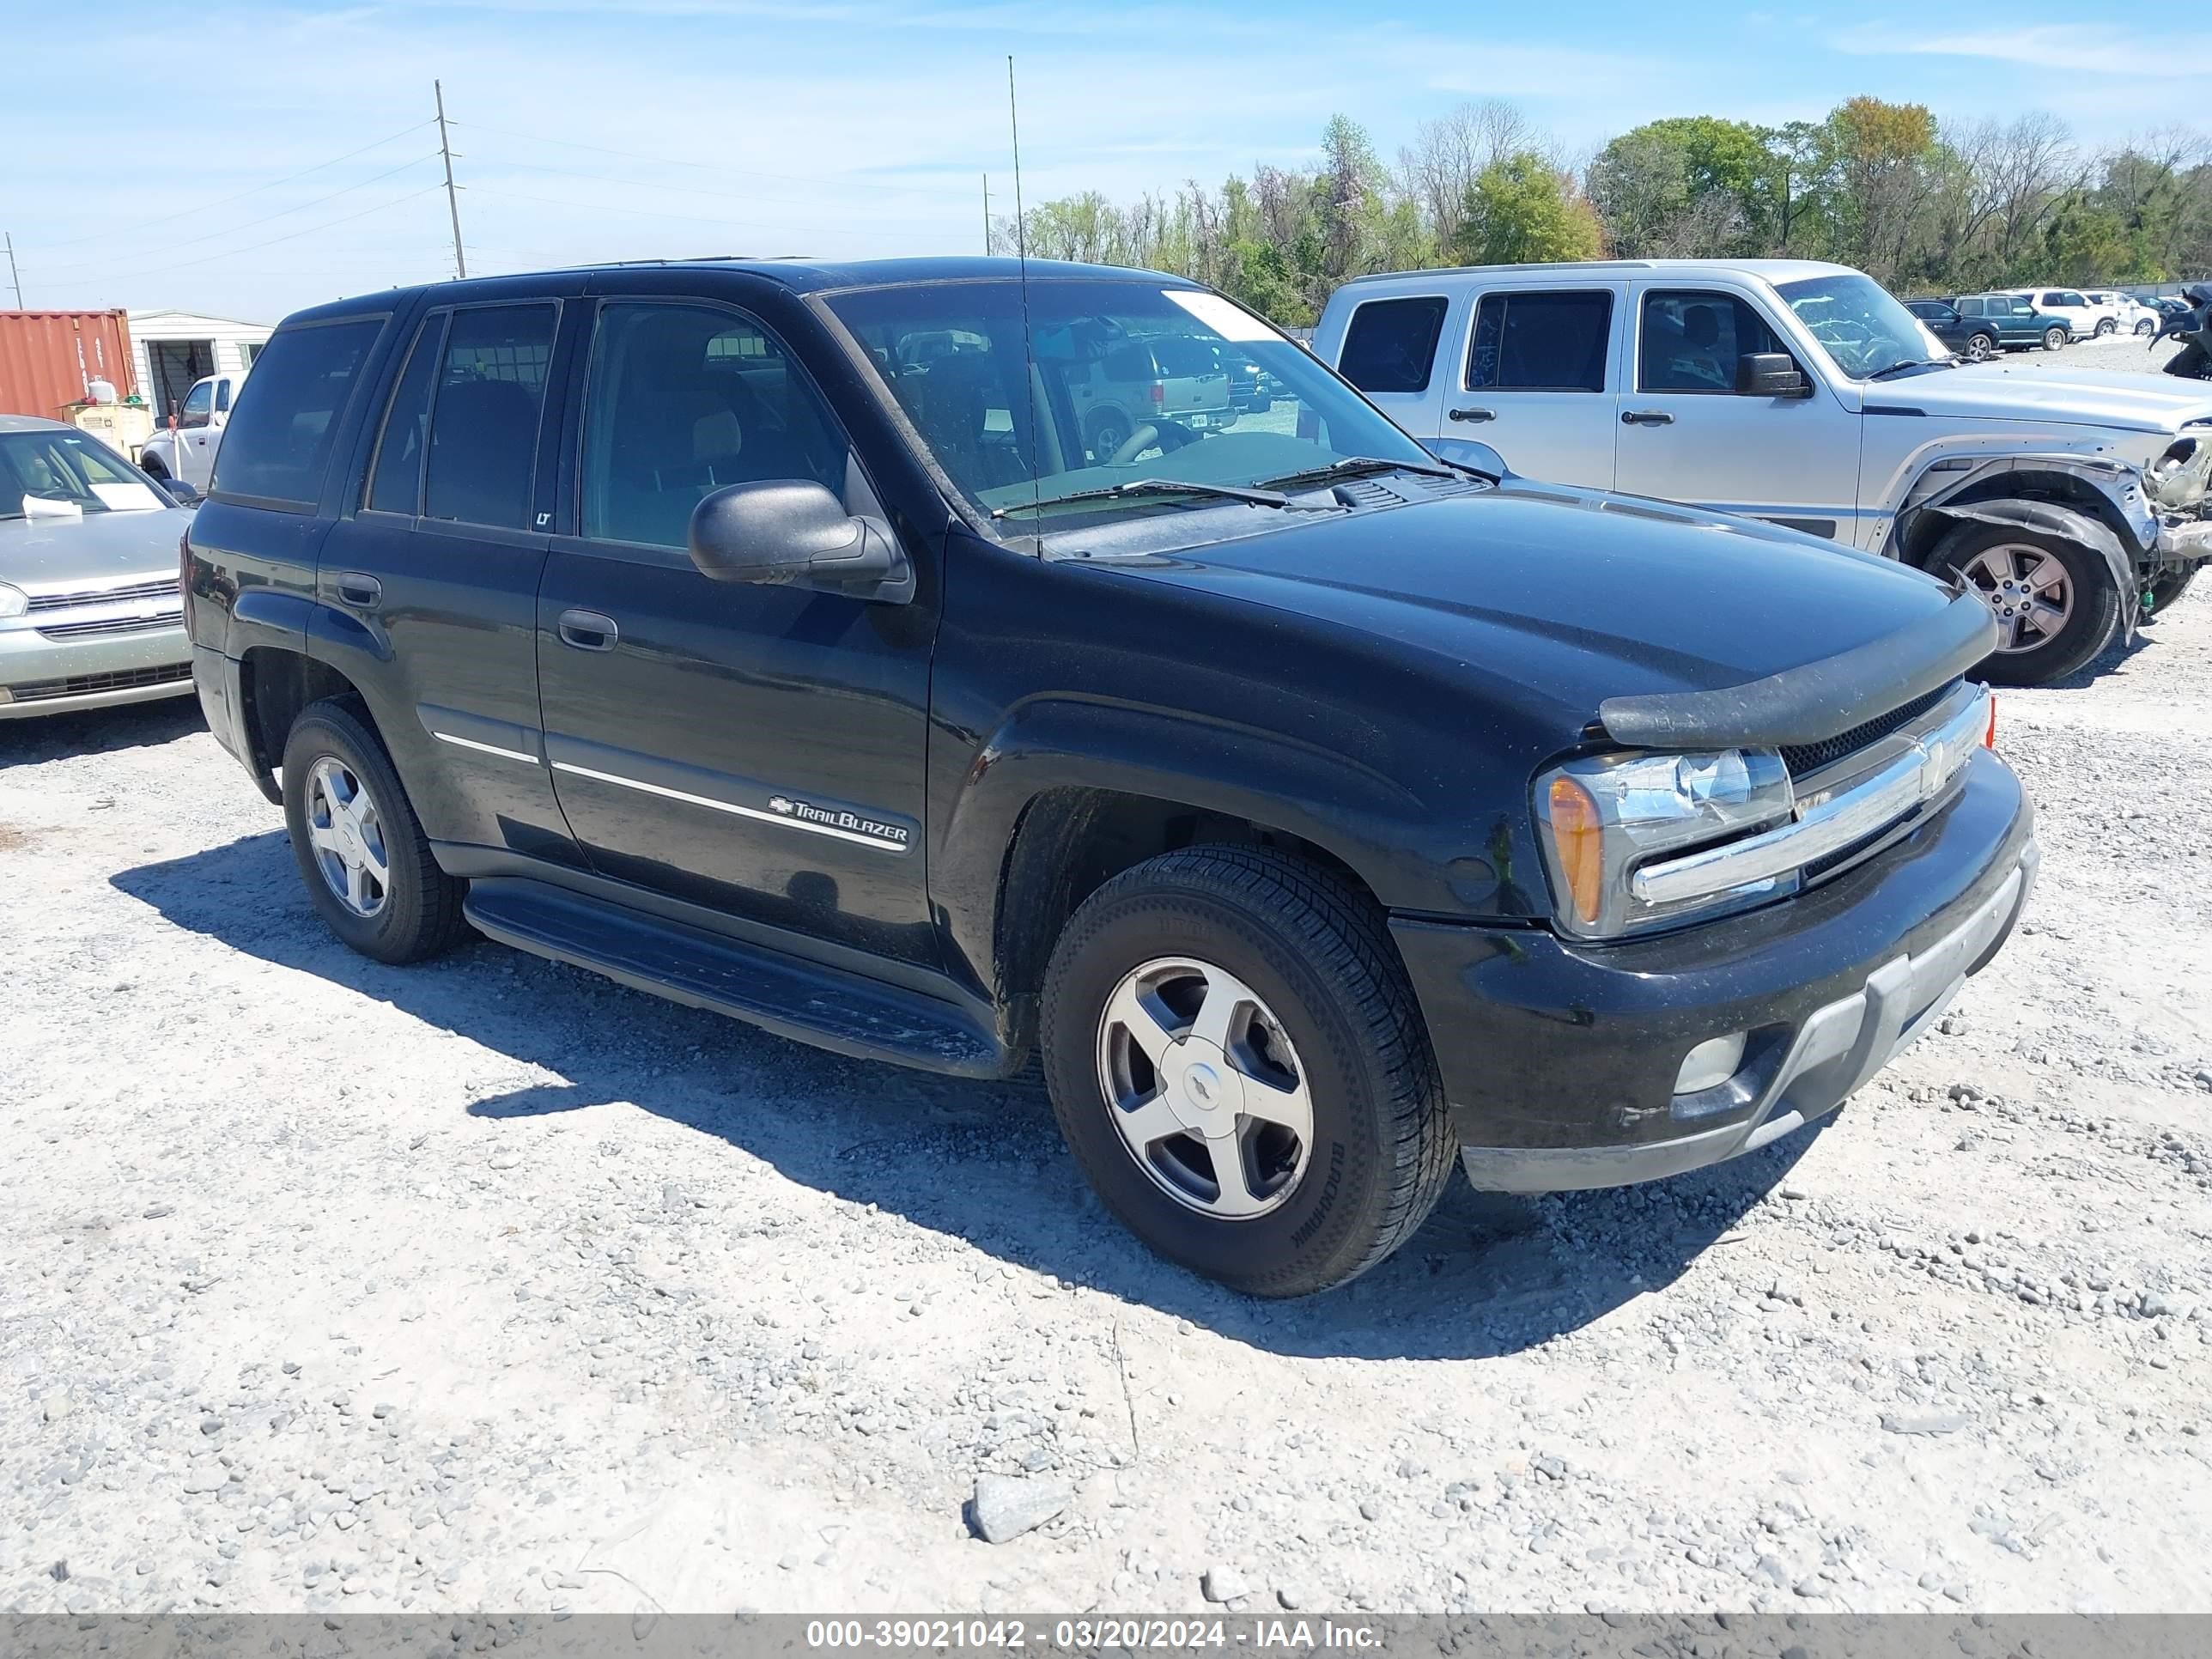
[1449,406,1497,423]
[557,609,619,652]
[334,573,382,608]
[1621,410,1674,427]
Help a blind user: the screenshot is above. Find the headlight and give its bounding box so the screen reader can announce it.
[1536,748,1796,939]
[0,582,27,619]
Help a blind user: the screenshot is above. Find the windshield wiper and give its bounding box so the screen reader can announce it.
[1256,454,1464,491]
[1865,357,1957,380]
[989,477,1327,520]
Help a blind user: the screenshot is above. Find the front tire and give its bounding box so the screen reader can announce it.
[282,699,466,963]
[1041,848,1456,1297]
[140,454,169,480]
[1928,520,2120,686]
[2044,326,2068,351]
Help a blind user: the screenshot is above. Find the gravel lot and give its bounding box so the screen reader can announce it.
[4,386,2211,1618]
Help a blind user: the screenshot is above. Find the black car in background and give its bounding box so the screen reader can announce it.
[183,257,2036,1296]
[1905,298,1994,359]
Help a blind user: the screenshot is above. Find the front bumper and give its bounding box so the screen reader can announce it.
[0,621,192,720]
[2154,514,2212,573]
[1391,750,2036,1192]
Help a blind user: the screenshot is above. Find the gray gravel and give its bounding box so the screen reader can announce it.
[3,555,2209,1617]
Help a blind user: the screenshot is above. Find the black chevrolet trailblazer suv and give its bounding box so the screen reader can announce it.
[185,258,2039,1295]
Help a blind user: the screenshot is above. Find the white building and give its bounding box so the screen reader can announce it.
[127,309,273,419]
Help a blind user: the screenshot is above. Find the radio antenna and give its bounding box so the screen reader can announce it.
[1007,55,1042,527]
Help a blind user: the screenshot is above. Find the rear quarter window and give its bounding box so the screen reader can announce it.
[1337,295,1449,394]
[211,318,384,508]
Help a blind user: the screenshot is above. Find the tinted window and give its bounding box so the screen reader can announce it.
[214,380,232,414]
[1338,296,1449,394]
[1467,291,1612,392]
[580,302,846,550]
[1638,291,1790,392]
[1956,298,1982,316]
[422,304,557,530]
[211,318,381,507]
[366,315,445,515]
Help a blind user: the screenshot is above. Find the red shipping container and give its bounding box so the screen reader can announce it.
[0,309,137,421]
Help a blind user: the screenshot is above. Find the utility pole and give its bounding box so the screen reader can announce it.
[434,81,467,280]
[3,232,21,307]
[982,174,991,257]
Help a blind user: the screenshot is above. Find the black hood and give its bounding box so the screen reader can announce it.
[1100,479,1962,744]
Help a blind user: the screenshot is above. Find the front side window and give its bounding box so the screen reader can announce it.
[0,429,161,520]
[823,278,1433,528]
[422,304,557,531]
[1467,291,1613,392]
[1338,296,1449,395]
[1773,273,1945,379]
[580,302,847,550]
[179,381,214,430]
[211,318,382,507]
[1638,291,1789,392]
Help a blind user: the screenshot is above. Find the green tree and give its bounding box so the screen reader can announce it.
[1455,153,1605,264]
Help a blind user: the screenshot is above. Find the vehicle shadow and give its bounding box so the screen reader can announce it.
[110,831,1815,1362]
[0,696,204,770]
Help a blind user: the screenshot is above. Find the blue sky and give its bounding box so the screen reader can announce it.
[1,1,2192,321]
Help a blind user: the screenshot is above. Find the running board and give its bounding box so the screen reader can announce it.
[462,878,1010,1078]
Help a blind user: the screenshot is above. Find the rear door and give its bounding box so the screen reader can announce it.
[532,291,939,963]
[1613,282,1864,541]
[310,294,581,864]
[1443,284,1623,487]
[1331,291,1454,439]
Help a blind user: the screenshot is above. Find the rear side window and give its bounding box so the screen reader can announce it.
[1467,291,1612,392]
[1338,296,1449,394]
[1957,298,1982,317]
[211,318,381,507]
[366,315,446,515]
[1638,291,1789,392]
[422,304,558,531]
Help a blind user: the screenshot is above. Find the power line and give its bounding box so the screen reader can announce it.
[450,118,977,201]
[457,154,954,226]
[21,118,439,254]
[464,183,922,245]
[26,155,442,279]
[67,185,451,283]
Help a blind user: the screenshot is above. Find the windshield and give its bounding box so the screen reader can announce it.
[1774,273,1949,379]
[0,428,163,521]
[823,278,1436,525]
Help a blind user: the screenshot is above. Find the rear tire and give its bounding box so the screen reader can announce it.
[1927,520,2120,686]
[2095,319,2118,337]
[2136,317,2158,337]
[1040,847,1456,1297]
[2044,326,2068,351]
[281,698,466,963]
[1966,332,1997,362]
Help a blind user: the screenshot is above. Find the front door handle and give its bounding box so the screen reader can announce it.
[1449,406,1497,423]
[1620,410,1675,427]
[334,573,382,608]
[557,609,619,652]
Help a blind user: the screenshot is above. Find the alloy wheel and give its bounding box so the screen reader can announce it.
[1966,334,1995,361]
[1095,955,1313,1220]
[1958,543,2075,654]
[305,755,392,918]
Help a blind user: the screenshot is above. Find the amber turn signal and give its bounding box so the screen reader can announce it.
[1546,774,1606,926]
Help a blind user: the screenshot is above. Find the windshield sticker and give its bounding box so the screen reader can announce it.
[1162,289,1275,343]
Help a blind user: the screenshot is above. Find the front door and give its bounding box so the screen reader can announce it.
[313,297,580,864]
[177,379,219,488]
[1612,283,1865,544]
[534,296,939,965]
[1439,285,1622,488]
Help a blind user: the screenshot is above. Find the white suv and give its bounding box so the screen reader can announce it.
[1313,258,2212,685]
[2084,290,2159,336]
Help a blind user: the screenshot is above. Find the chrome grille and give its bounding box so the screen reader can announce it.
[25,578,182,612]
[1780,682,1955,781]
[36,610,183,641]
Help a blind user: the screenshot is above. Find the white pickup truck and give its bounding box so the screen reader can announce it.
[136,369,248,492]
[1314,258,2212,685]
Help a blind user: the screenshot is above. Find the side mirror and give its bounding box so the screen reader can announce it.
[1736,352,1811,398]
[687,479,911,602]
[158,477,203,506]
